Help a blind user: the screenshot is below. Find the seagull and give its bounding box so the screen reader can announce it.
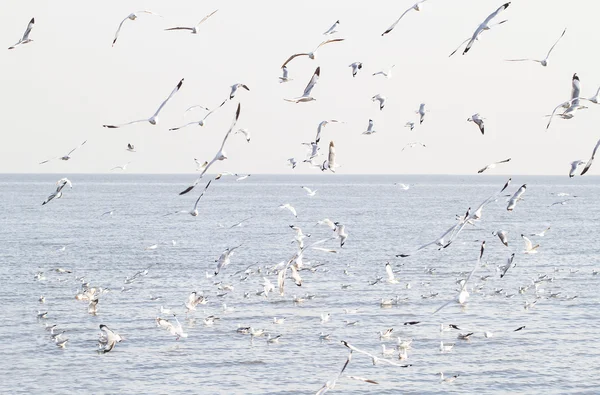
[448,19,508,57]
[156,315,187,340]
[166,180,212,216]
[284,67,320,103]
[279,66,293,83]
[229,83,250,100]
[8,18,35,50]
[110,162,131,171]
[334,222,348,247]
[439,372,460,383]
[492,230,509,246]
[580,138,600,175]
[214,245,242,275]
[39,140,87,164]
[302,186,317,196]
[478,158,510,173]
[179,103,241,195]
[507,184,526,211]
[169,100,227,130]
[530,226,550,237]
[164,9,218,34]
[505,28,566,67]
[42,178,72,206]
[588,86,600,104]
[546,74,589,130]
[569,160,586,177]
[349,62,363,77]
[381,1,427,36]
[235,128,251,143]
[440,341,455,353]
[395,183,410,190]
[417,103,427,124]
[340,341,409,367]
[397,223,459,257]
[315,351,352,395]
[279,203,297,218]
[405,122,415,131]
[112,11,162,47]
[281,39,344,68]
[385,262,399,284]
[401,142,426,152]
[323,20,340,35]
[372,65,395,79]
[522,234,540,254]
[195,159,208,171]
[98,325,120,354]
[363,119,377,135]
[463,2,511,55]
[372,94,386,111]
[315,120,342,144]
[236,174,250,181]
[126,143,136,152]
[287,158,297,169]
[500,253,516,278]
[467,113,485,135]
[321,141,338,173]
[103,78,184,128]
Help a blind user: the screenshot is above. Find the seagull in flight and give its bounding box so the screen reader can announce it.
[467,113,485,135]
[279,203,297,218]
[166,180,212,216]
[279,66,293,83]
[580,138,600,176]
[8,18,35,50]
[287,158,297,169]
[521,234,539,254]
[315,120,341,144]
[569,160,586,177]
[401,142,426,152]
[363,119,377,135]
[281,39,345,68]
[372,65,395,79]
[195,158,208,171]
[478,158,510,173]
[110,162,131,171]
[448,19,508,57]
[98,325,121,354]
[529,226,550,237]
[507,184,526,211]
[315,351,352,395]
[42,178,72,206]
[284,67,320,103]
[417,103,427,124]
[214,245,242,275]
[381,1,427,36]
[395,183,410,190]
[546,74,588,130]
[39,141,87,164]
[463,2,511,55]
[103,78,184,128]
[165,10,218,34]
[323,20,340,35]
[179,103,241,195]
[505,28,566,67]
[112,11,162,47]
[321,141,338,173]
[126,143,136,152]
[349,62,362,77]
[372,94,386,111]
[229,83,250,100]
[235,128,251,143]
[169,100,227,131]
[385,262,399,284]
[302,186,317,196]
[405,122,415,131]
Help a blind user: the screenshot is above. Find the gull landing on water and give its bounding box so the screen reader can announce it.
[103,79,184,128]
[8,18,35,50]
[165,9,218,34]
[284,67,320,103]
[112,11,162,47]
[39,140,87,164]
[381,0,427,36]
[505,28,566,67]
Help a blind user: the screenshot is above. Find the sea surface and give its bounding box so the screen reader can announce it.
[1,174,599,394]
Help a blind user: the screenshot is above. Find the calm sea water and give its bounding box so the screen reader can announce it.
[1,174,599,394]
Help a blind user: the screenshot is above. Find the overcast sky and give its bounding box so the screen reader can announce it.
[2,0,599,175]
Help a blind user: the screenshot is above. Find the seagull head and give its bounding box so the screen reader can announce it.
[149,118,157,125]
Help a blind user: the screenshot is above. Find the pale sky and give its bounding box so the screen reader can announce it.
[2,0,600,175]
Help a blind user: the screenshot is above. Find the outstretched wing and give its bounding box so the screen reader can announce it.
[545,28,566,60]
[195,9,219,29]
[281,53,309,69]
[581,138,600,175]
[303,67,320,97]
[152,78,184,118]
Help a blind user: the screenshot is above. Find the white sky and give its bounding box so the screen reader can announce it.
[2,0,600,175]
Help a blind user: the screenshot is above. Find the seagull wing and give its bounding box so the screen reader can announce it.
[385,263,395,281]
[165,27,194,31]
[464,2,510,54]
[315,38,345,51]
[346,376,378,385]
[193,180,212,211]
[448,37,471,57]
[22,18,35,41]
[303,67,321,97]
[103,119,150,128]
[581,138,600,175]
[67,140,87,156]
[195,9,219,29]
[381,6,413,36]
[545,28,566,60]
[202,99,227,121]
[281,53,310,69]
[169,121,200,131]
[522,235,533,250]
[152,78,184,118]
[112,16,129,46]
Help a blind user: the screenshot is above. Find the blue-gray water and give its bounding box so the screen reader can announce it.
[2,174,599,394]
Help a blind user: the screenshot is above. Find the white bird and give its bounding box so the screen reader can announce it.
[321,141,338,173]
[235,128,251,143]
[42,178,72,206]
[315,351,352,395]
[569,160,586,177]
[385,262,399,284]
[588,86,600,104]
[39,140,87,164]
[273,317,286,325]
[279,66,293,83]
[195,159,208,171]
[320,313,331,323]
[363,119,377,135]
[372,94,386,111]
[281,39,345,68]
[505,28,566,67]
[381,344,395,357]
[395,183,410,190]
[349,62,363,77]
[126,143,136,152]
[417,103,427,124]
[164,10,218,34]
[279,203,297,218]
[156,316,187,340]
[440,341,455,353]
[169,100,227,131]
[500,253,516,278]
[110,162,131,171]
[507,184,526,211]
[401,142,426,152]
[478,158,510,174]
[103,79,184,128]
[463,2,511,55]
[334,222,348,247]
[522,234,540,254]
[112,11,162,47]
[323,20,340,35]
[302,186,317,196]
[439,372,460,383]
[236,174,250,181]
[179,103,241,195]
[288,158,297,169]
[381,1,427,36]
[448,19,508,57]
[229,83,250,100]
[315,120,342,144]
[467,113,485,135]
[372,65,395,79]
[284,67,320,103]
[341,341,410,367]
[98,324,121,354]
[396,223,459,257]
[493,230,509,246]
[166,180,212,217]
[546,74,589,130]
[214,245,242,276]
[529,226,551,237]
[8,18,35,50]
[580,138,600,176]
[404,122,415,131]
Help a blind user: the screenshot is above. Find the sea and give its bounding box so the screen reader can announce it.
[1,174,599,394]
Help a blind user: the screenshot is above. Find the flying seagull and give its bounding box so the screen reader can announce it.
[505,28,566,67]
[179,103,242,195]
[98,325,121,354]
[405,122,415,131]
[580,138,600,175]
[166,180,212,216]
[126,143,136,152]
[401,142,426,152]
[448,19,508,57]
[372,65,395,78]
[279,66,293,83]
[214,245,242,275]
[363,119,377,135]
[42,178,72,206]
[39,140,87,164]
[478,158,511,174]
[165,10,218,34]
[103,78,184,128]
[287,158,297,169]
[507,184,526,211]
[8,18,35,50]
[372,94,386,111]
[110,162,131,171]
[229,83,250,100]
[500,253,516,278]
[112,11,162,47]
[467,113,485,135]
[349,62,363,77]
[321,141,338,173]
[235,128,251,142]
[323,20,340,35]
[302,186,317,196]
[281,39,345,68]
[522,234,539,254]
[382,1,427,36]
[417,103,427,124]
[279,203,297,218]
[315,120,341,144]
[169,100,227,131]
[463,2,511,55]
[284,67,320,103]
[315,351,352,395]
[546,74,589,130]
[569,160,586,177]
